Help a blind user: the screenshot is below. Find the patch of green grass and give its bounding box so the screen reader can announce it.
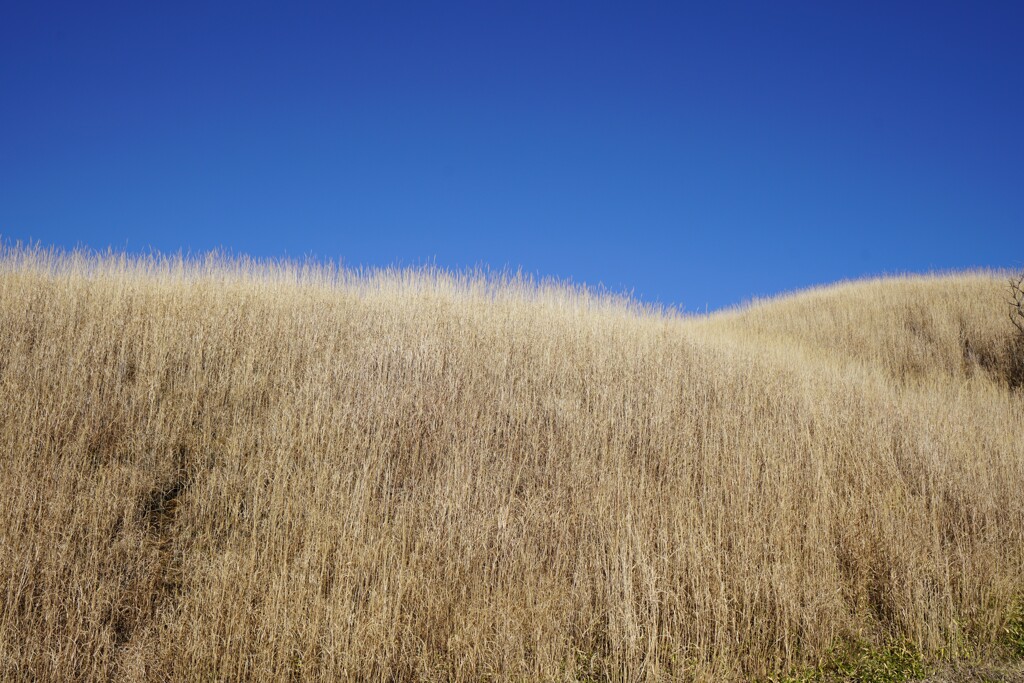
[767,640,928,683]
[1005,600,1024,659]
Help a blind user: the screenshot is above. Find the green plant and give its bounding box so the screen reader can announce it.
[767,640,928,683]
[1006,600,1024,659]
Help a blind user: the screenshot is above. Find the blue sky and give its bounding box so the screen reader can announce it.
[2,1,1021,310]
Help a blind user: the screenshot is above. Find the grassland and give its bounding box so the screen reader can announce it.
[1,245,1022,681]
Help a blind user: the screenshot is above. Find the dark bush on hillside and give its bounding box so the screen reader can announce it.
[1009,273,1024,389]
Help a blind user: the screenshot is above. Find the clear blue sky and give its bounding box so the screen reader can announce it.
[2,2,1021,309]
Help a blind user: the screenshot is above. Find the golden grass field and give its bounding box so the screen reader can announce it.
[1,245,1022,682]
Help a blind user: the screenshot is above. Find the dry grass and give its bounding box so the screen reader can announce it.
[1,244,1022,682]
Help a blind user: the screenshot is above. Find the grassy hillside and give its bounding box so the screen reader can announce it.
[1,246,1022,682]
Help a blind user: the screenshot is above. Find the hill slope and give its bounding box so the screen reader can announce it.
[1,249,1022,681]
